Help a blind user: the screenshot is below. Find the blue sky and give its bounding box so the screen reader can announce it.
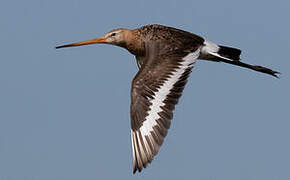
[0,0,289,179]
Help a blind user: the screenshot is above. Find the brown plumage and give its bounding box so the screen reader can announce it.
[56,24,279,173]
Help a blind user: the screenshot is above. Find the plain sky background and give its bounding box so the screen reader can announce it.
[0,0,289,179]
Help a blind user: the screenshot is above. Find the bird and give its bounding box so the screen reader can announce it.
[56,24,279,173]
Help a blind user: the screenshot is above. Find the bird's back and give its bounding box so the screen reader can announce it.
[137,24,204,51]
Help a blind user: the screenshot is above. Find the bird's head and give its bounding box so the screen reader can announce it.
[56,28,128,49]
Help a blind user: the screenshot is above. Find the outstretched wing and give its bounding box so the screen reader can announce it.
[130,42,201,173]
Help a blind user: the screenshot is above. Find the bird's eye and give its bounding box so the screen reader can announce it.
[111,33,116,37]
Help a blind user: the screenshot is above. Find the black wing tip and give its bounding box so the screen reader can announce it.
[133,166,143,174]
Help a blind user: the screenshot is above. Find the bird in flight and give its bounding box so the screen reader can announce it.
[56,24,279,173]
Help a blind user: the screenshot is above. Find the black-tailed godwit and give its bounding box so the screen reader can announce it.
[56,24,279,173]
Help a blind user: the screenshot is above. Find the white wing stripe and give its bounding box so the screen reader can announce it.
[139,49,201,136]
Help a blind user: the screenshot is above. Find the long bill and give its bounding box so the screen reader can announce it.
[55,37,106,49]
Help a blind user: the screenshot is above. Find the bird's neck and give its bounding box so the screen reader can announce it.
[120,29,144,56]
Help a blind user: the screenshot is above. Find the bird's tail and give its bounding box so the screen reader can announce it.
[199,40,279,78]
[217,45,241,61]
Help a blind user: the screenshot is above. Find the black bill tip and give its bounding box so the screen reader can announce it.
[55,44,73,49]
